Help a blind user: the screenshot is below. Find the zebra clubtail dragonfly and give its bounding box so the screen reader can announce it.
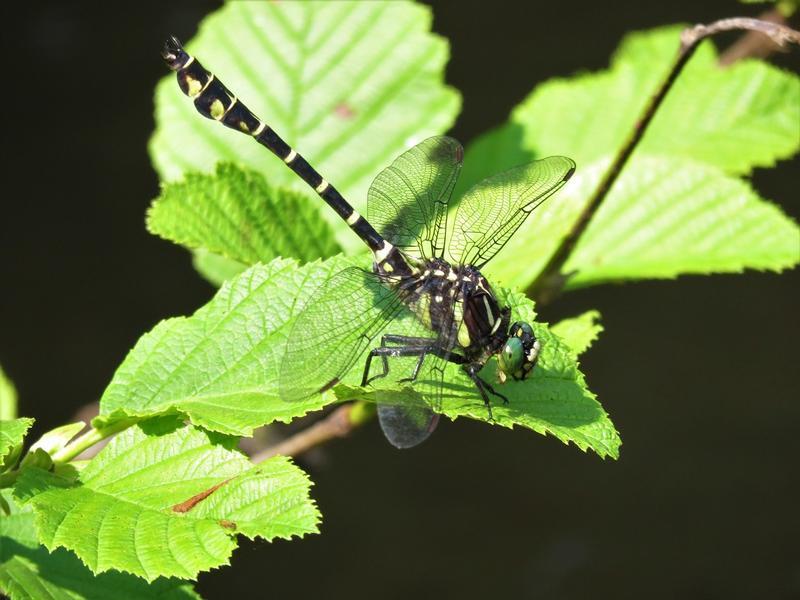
[162,37,575,448]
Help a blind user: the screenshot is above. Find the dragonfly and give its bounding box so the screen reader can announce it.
[162,37,575,448]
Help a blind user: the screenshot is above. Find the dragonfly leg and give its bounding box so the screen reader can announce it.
[362,335,462,386]
[362,345,430,385]
[362,335,437,386]
[399,352,427,383]
[480,377,509,405]
[464,364,508,421]
[395,341,469,383]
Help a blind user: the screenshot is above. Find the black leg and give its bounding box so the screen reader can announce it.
[399,353,427,383]
[464,364,508,421]
[361,334,436,385]
[361,335,466,387]
[382,334,437,346]
[363,345,430,385]
[480,378,509,405]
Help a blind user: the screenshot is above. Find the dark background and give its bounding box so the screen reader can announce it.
[1,1,798,598]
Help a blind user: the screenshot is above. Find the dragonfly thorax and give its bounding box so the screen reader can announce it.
[383,256,541,383]
[385,258,509,360]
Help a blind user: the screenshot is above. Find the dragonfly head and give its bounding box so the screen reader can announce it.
[497,322,540,383]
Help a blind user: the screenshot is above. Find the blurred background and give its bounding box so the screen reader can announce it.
[1,1,798,598]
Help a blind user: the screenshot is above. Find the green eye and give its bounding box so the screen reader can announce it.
[498,337,525,376]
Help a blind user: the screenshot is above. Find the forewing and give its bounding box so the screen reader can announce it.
[279,267,403,402]
[368,136,463,260]
[449,156,576,268]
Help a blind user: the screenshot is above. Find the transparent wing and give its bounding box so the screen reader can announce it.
[448,156,576,268]
[378,404,440,449]
[279,267,404,402]
[368,136,463,261]
[373,291,465,448]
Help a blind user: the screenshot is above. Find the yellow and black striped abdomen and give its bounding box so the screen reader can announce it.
[162,37,413,277]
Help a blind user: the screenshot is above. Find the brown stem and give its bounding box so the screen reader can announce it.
[718,9,791,65]
[528,17,800,306]
[250,402,374,463]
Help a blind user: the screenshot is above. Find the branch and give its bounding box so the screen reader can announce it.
[528,17,800,306]
[50,417,137,463]
[250,402,374,463]
[718,9,791,65]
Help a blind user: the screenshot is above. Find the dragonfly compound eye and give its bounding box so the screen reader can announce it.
[498,336,525,381]
[503,321,540,380]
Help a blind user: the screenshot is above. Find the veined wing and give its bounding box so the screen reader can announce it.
[373,287,466,448]
[448,156,576,268]
[279,266,404,402]
[368,136,463,261]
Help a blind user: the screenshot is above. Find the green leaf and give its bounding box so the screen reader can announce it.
[489,156,799,287]
[551,310,604,356]
[98,256,355,435]
[0,364,17,420]
[15,418,318,582]
[336,291,620,459]
[513,25,800,175]
[1,419,34,472]
[148,163,341,267]
[0,491,199,600]
[567,157,798,285]
[192,248,248,287]
[150,0,460,254]
[457,26,799,289]
[98,253,617,456]
[452,122,533,199]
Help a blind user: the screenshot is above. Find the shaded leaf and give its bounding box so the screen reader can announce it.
[562,157,799,285]
[453,122,534,199]
[192,249,247,287]
[458,26,799,289]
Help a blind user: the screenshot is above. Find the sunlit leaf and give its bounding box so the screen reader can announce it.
[15,418,318,582]
[150,0,460,254]
[98,257,354,435]
[551,311,604,356]
[514,25,800,174]
[148,163,341,276]
[0,419,33,473]
[0,491,199,600]
[335,290,619,459]
[457,26,799,289]
[0,364,17,421]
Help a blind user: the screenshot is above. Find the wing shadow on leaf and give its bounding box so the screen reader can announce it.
[453,122,536,199]
[137,414,239,451]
